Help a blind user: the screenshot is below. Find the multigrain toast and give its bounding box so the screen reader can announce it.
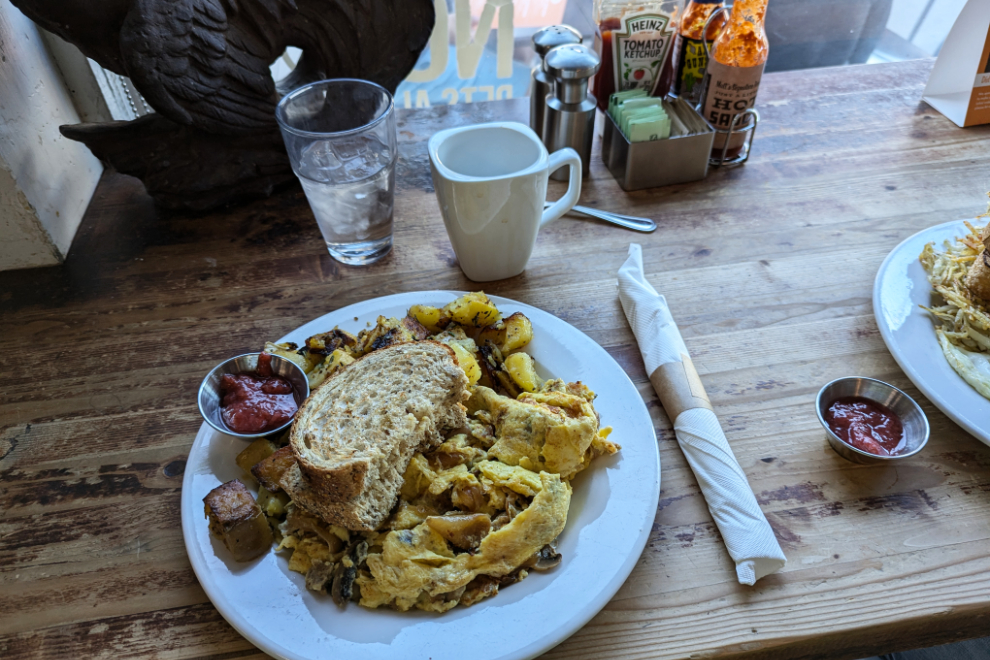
[287,341,469,530]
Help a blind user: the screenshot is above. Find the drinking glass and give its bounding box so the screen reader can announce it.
[276,79,398,265]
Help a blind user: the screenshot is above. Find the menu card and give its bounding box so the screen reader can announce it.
[923,0,990,127]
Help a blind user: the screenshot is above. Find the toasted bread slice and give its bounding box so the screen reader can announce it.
[278,462,385,532]
[288,341,469,530]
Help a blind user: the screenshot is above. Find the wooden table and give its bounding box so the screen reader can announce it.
[3,58,990,660]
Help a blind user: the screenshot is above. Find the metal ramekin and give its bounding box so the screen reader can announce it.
[815,377,929,464]
[198,352,310,439]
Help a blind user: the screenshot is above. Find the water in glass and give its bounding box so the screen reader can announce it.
[296,135,395,264]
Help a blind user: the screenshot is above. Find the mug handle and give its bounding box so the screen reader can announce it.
[540,147,582,228]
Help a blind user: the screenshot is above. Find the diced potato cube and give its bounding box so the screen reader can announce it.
[434,324,469,341]
[308,348,357,389]
[409,305,450,333]
[236,438,278,477]
[501,312,534,351]
[203,480,274,562]
[447,342,481,384]
[264,342,309,372]
[355,315,430,354]
[304,328,359,358]
[478,312,533,352]
[442,292,501,328]
[401,316,430,340]
[505,352,541,392]
[257,486,291,517]
[435,329,478,358]
[327,348,356,371]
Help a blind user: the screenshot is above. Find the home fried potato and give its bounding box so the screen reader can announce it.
[442,292,501,327]
[204,480,273,562]
[478,312,534,353]
[478,341,520,397]
[304,329,359,358]
[264,341,311,372]
[504,352,541,392]
[257,486,291,518]
[409,304,451,333]
[236,438,278,477]
[446,341,481,384]
[307,348,356,389]
[355,315,430,354]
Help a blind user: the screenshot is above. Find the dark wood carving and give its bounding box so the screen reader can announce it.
[10,0,435,210]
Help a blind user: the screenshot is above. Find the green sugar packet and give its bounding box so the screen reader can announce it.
[628,116,671,142]
[609,89,647,119]
[621,105,668,137]
[616,99,665,134]
[617,97,664,114]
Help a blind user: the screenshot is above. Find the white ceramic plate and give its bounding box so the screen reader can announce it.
[181,291,660,660]
[873,220,990,447]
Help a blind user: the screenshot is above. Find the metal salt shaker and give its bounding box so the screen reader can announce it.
[530,25,583,137]
[543,44,601,182]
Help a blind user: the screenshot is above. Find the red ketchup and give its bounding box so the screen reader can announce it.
[825,397,905,456]
[219,353,298,434]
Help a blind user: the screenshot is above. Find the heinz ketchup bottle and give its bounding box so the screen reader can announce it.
[591,0,685,112]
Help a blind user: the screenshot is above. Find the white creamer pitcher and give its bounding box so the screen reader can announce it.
[428,122,581,282]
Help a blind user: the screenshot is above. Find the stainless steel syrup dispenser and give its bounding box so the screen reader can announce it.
[530,25,583,137]
[543,44,601,182]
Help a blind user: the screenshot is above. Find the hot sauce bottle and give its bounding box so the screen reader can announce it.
[673,0,726,105]
[591,0,685,112]
[699,0,769,160]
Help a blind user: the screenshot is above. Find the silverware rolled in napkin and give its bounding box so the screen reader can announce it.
[617,243,786,585]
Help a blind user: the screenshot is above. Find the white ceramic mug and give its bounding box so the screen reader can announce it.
[428,122,581,282]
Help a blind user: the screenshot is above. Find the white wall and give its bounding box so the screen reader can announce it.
[0,0,104,270]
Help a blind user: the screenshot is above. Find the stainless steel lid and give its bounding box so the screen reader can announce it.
[545,44,601,81]
[532,25,583,58]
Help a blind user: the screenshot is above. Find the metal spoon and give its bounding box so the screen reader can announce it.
[544,202,657,232]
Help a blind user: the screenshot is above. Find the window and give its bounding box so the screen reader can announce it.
[58,0,973,116]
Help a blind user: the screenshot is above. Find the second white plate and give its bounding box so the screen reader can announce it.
[873,219,990,447]
[181,291,661,660]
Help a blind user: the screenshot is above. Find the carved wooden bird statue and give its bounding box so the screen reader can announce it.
[10,0,434,209]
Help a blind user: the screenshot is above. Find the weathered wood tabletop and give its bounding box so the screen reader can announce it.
[3,58,990,660]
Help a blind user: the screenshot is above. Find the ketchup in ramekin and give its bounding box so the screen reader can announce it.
[824,396,905,457]
[219,353,298,434]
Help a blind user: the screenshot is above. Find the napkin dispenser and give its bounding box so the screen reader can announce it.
[601,97,714,191]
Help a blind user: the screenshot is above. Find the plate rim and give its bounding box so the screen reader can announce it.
[872,219,990,446]
[181,290,661,660]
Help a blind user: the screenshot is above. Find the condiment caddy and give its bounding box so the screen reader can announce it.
[602,96,714,190]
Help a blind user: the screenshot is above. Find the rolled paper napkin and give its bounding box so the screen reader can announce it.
[617,243,786,585]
